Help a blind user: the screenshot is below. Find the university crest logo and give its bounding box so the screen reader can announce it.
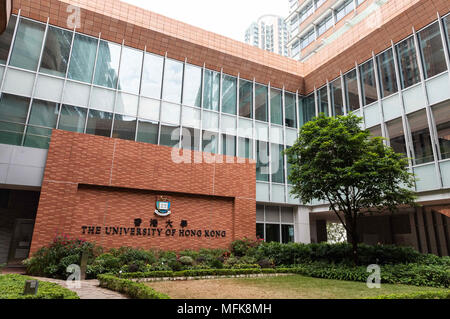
[155,196,171,217]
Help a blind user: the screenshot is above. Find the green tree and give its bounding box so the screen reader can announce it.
[285,114,416,264]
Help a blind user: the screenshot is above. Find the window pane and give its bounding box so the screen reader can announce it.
[136,120,158,145]
[86,109,113,137]
[418,21,447,79]
[396,37,420,89]
[68,33,98,83]
[203,69,220,111]
[58,104,87,133]
[408,110,434,165]
[0,93,29,145]
[239,79,253,118]
[256,223,265,240]
[112,114,136,141]
[94,40,121,89]
[25,99,59,149]
[299,94,315,126]
[141,53,164,99]
[330,78,344,116]
[344,69,360,112]
[369,125,382,137]
[257,140,269,182]
[255,84,268,122]
[317,86,329,116]
[386,118,407,156]
[359,60,378,106]
[160,124,179,147]
[162,59,183,103]
[265,224,280,243]
[10,18,45,71]
[118,47,142,94]
[444,16,450,56]
[222,74,237,115]
[181,127,200,151]
[39,26,73,77]
[221,134,236,156]
[285,92,297,128]
[202,130,218,154]
[271,143,285,184]
[183,64,202,107]
[377,49,398,98]
[431,103,450,160]
[270,88,282,125]
[282,225,294,243]
[238,137,252,159]
[0,15,17,64]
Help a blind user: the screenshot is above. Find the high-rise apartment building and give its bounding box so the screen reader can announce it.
[0,0,449,266]
[245,15,289,57]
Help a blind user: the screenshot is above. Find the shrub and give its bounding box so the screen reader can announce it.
[230,237,263,257]
[370,291,450,299]
[179,256,194,266]
[97,274,170,299]
[209,259,224,269]
[257,258,275,269]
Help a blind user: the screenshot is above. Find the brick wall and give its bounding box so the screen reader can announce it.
[29,130,256,254]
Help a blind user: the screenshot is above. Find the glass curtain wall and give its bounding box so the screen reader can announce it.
[396,36,420,89]
[377,49,398,98]
[359,60,378,106]
[417,21,447,79]
[330,78,344,116]
[344,69,360,112]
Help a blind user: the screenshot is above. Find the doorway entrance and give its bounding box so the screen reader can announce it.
[7,219,35,266]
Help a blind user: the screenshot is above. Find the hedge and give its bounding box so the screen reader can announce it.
[0,274,79,299]
[119,268,278,279]
[97,274,170,299]
[370,291,450,299]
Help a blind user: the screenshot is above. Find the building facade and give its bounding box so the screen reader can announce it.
[0,0,449,265]
[245,15,289,57]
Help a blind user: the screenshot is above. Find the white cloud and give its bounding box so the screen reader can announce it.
[121,0,289,42]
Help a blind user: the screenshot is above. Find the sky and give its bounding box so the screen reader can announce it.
[121,0,290,43]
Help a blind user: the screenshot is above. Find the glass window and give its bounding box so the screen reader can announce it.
[282,224,295,243]
[93,40,121,89]
[285,92,297,128]
[0,93,30,145]
[444,16,450,56]
[255,84,268,122]
[431,103,450,160]
[257,140,270,182]
[377,49,398,98]
[221,134,236,156]
[396,36,420,89]
[386,118,407,156]
[24,99,59,149]
[162,59,183,104]
[270,88,282,125]
[0,15,17,64]
[271,143,285,184]
[58,104,86,133]
[202,130,218,154]
[86,109,113,137]
[239,79,253,118]
[418,21,447,79]
[141,53,164,99]
[330,78,344,116]
[336,0,355,22]
[222,74,237,115]
[299,94,315,126]
[112,114,136,141]
[68,33,98,83]
[10,18,45,71]
[256,223,264,240]
[369,125,382,137]
[136,120,159,145]
[39,26,73,77]
[203,69,220,111]
[317,86,329,116]
[408,110,434,165]
[181,127,200,151]
[238,137,253,159]
[344,69,360,112]
[265,224,280,243]
[183,64,202,107]
[160,124,180,148]
[359,60,378,106]
[118,47,143,94]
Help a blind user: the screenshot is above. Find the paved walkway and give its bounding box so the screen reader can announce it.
[31,277,128,299]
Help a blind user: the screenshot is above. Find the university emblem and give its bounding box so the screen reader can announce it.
[155,196,171,217]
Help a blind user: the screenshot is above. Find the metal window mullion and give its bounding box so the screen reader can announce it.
[252,78,256,161]
[157,52,167,146]
[282,87,288,204]
[179,58,187,149]
[412,27,442,187]
[340,71,347,115]
[372,51,387,140]
[21,18,49,146]
[236,73,240,157]
[313,86,318,116]
[295,90,300,131]
[0,10,21,94]
[218,68,223,155]
[134,46,146,142]
[355,61,365,128]
[199,63,206,152]
[56,26,77,130]
[83,32,101,134]
[268,82,272,201]
[326,80,332,116]
[110,39,125,139]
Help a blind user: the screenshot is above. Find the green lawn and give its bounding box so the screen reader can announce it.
[147,274,450,299]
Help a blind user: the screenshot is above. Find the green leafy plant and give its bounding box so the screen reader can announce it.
[97,274,170,299]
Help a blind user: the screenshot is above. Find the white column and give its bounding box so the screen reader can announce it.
[294,206,311,244]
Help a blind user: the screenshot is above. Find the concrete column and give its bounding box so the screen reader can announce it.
[294,206,311,243]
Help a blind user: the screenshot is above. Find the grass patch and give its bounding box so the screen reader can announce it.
[146,274,450,299]
[0,274,79,299]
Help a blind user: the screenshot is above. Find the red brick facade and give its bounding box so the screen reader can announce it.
[29,130,256,254]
